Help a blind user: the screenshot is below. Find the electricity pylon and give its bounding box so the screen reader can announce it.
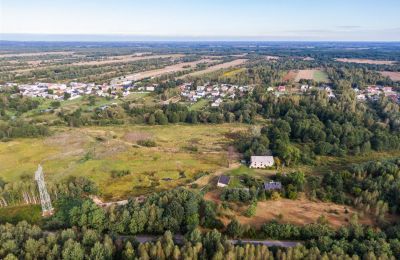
[34,165,54,217]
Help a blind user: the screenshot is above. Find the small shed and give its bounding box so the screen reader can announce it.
[264,181,282,191]
[217,175,230,188]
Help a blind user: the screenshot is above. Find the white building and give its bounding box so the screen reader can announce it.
[249,156,274,168]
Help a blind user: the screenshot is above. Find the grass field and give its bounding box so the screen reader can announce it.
[284,69,330,83]
[313,70,330,82]
[0,124,246,199]
[189,99,209,111]
[0,205,42,225]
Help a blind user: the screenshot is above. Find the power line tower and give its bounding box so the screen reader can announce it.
[34,165,54,217]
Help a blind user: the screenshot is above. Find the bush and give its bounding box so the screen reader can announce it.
[111,170,131,178]
[137,139,156,147]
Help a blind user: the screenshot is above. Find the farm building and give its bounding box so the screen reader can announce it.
[264,181,282,191]
[217,175,230,187]
[250,156,274,168]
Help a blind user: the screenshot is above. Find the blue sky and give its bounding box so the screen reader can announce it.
[1,0,400,41]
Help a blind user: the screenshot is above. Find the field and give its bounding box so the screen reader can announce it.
[295,69,330,83]
[380,71,400,81]
[0,124,246,199]
[0,51,75,58]
[335,58,396,65]
[205,191,377,229]
[6,54,185,74]
[119,58,216,82]
[0,205,42,225]
[66,54,184,67]
[180,59,247,78]
[284,69,329,83]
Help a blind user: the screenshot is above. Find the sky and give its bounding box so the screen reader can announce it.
[1,0,400,41]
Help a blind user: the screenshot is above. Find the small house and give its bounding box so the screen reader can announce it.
[264,181,282,191]
[217,175,230,187]
[250,156,274,168]
[277,86,286,92]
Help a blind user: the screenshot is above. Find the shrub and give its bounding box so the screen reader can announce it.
[137,139,156,147]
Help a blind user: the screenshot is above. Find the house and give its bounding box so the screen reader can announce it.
[249,156,274,168]
[357,94,366,101]
[264,181,282,191]
[277,86,286,92]
[217,175,230,187]
[383,87,393,93]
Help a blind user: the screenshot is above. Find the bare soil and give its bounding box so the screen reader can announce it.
[283,71,298,81]
[380,71,400,81]
[294,69,317,81]
[335,58,396,65]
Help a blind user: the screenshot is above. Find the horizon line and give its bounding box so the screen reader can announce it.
[1,33,400,43]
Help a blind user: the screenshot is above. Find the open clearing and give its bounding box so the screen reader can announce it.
[380,71,400,81]
[121,59,216,81]
[335,58,396,65]
[284,69,329,83]
[180,59,247,78]
[0,124,246,199]
[205,190,376,229]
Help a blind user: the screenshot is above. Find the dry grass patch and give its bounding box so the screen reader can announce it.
[181,59,247,78]
[205,190,377,229]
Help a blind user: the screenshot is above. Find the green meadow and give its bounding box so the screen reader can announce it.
[0,124,246,199]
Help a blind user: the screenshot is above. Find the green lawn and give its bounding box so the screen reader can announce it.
[189,99,209,111]
[313,70,330,83]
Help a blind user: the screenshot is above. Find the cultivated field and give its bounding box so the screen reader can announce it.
[0,124,246,199]
[205,190,376,228]
[335,58,396,65]
[380,71,400,81]
[284,69,330,83]
[180,59,247,78]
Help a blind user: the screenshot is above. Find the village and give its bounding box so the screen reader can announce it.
[354,85,399,103]
[179,82,252,107]
[1,79,399,111]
